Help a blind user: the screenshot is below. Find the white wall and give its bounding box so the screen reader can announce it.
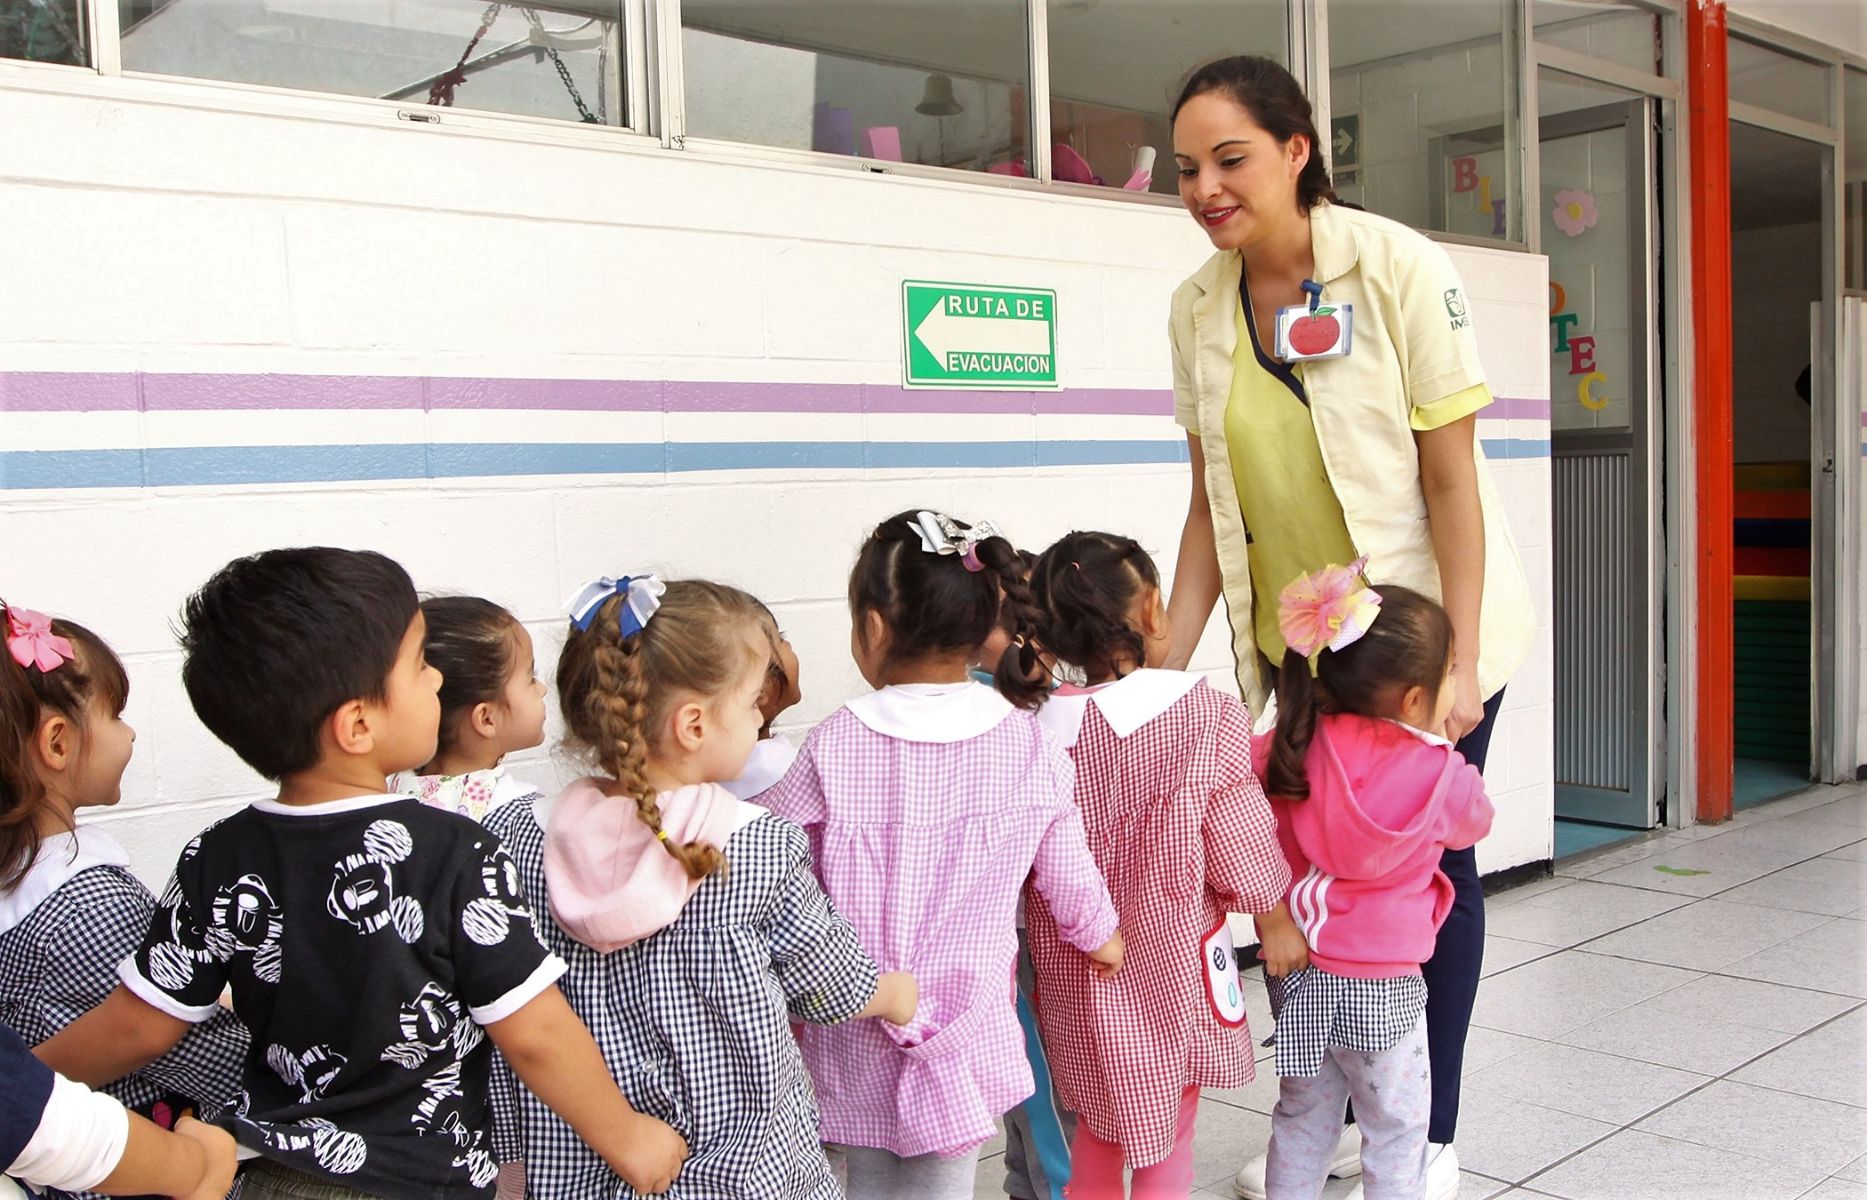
[1729,0,1867,60]
[0,65,1553,888]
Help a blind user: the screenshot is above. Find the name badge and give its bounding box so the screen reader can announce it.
[1200,917,1249,1027]
[1274,301,1354,361]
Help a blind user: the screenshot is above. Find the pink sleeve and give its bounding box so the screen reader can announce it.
[758,735,829,873]
[1440,757,1495,851]
[1205,701,1292,914]
[1026,739,1119,953]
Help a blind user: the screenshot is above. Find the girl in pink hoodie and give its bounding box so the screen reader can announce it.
[1254,566,1494,1200]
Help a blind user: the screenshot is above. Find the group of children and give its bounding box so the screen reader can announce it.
[1,506,1492,1200]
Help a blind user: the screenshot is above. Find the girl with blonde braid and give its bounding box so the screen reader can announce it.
[483,575,916,1200]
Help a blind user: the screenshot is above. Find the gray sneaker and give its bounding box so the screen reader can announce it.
[1233,1126,1364,1199]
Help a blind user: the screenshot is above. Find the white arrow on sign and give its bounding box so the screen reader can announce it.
[1334,127,1354,158]
[915,302,1050,363]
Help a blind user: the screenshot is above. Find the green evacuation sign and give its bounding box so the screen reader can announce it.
[902,281,1058,390]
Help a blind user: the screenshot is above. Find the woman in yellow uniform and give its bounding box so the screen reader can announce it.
[1161,57,1534,1200]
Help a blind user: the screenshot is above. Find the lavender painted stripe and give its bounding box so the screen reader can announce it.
[140,373,426,411]
[0,372,139,412]
[1487,395,1551,420]
[431,377,664,411]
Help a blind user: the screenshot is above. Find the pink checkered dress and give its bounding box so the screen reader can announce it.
[761,695,1119,1158]
[1025,678,1290,1168]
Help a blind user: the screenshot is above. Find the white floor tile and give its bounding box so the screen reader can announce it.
[1463,1041,1709,1126]
[1482,935,1559,976]
[1529,1128,1825,1200]
[1471,950,1700,1039]
[1451,1094,1617,1184]
[1721,857,1867,917]
[1731,1007,1867,1108]
[1635,1079,1867,1177]
[1723,919,1867,999]
[1486,881,1691,949]
[1583,898,1832,971]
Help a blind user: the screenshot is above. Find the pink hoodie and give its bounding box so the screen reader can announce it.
[1253,714,1494,979]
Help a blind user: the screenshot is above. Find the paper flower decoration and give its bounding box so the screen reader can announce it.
[1552,189,1599,238]
[1278,558,1384,660]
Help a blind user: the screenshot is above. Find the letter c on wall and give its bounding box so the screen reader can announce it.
[1578,371,1609,411]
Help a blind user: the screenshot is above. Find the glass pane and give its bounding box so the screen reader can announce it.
[118,2,629,127]
[1729,121,1822,466]
[682,1,1030,178]
[1847,68,1865,292]
[1539,70,1643,434]
[1046,0,1286,198]
[1728,35,1829,127]
[1532,0,1659,76]
[2,0,87,66]
[1328,0,1523,242]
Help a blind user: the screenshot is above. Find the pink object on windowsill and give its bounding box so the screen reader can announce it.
[863,126,903,161]
[1052,143,1102,186]
[988,158,1029,177]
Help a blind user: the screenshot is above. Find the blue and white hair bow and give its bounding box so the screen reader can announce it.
[564,575,666,639]
[907,511,1004,573]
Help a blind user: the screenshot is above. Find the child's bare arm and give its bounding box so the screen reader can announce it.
[485,986,687,1195]
[95,1114,236,1200]
[853,972,918,1024]
[33,987,189,1087]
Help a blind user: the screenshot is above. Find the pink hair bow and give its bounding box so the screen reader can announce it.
[1278,559,1383,660]
[5,607,75,673]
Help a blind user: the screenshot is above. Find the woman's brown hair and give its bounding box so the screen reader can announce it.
[1264,586,1453,800]
[1173,55,1337,212]
[1,602,129,890]
[556,580,767,881]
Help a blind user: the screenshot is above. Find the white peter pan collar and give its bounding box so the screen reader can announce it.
[249,792,410,817]
[1036,669,1205,749]
[1386,718,1454,748]
[0,825,132,935]
[846,682,1014,743]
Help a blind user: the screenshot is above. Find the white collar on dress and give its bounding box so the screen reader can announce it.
[845,681,1014,744]
[249,792,410,817]
[0,824,132,935]
[1035,669,1205,749]
[723,735,797,801]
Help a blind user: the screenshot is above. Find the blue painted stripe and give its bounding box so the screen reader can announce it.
[1,436,1547,490]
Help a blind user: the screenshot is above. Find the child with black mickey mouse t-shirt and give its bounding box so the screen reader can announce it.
[35,548,687,1200]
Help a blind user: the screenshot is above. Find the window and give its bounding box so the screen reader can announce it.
[1848,67,1865,292]
[1045,0,1287,198]
[1728,35,1830,127]
[1327,0,1523,243]
[2,0,87,65]
[1533,0,1660,76]
[681,1,1030,178]
[117,1,629,127]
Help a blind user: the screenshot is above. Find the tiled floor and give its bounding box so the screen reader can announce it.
[973,783,1867,1199]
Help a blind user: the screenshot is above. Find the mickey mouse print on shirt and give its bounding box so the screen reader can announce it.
[121,796,566,1199]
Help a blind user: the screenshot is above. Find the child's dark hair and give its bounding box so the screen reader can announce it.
[1031,532,1161,681]
[849,510,1047,709]
[557,580,768,882]
[1265,585,1454,800]
[180,548,419,781]
[1,602,129,889]
[746,597,791,739]
[419,596,526,766]
[1173,55,1336,212]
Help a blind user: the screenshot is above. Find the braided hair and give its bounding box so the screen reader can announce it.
[556,580,767,880]
[848,510,1048,709]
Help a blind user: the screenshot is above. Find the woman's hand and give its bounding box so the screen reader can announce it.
[1445,661,1483,743]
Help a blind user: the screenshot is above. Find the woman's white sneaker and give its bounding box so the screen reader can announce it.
[1232,1126,1364,1199]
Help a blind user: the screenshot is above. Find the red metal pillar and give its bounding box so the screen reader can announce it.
[1687,0,1734,823]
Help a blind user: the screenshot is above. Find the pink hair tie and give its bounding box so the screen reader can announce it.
[1278,558,1383,661]
[960,545,986,573]
[5,607,75,673]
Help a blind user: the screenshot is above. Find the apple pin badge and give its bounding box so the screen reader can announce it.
[1274,280,1353,362]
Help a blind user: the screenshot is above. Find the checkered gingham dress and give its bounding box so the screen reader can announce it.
[1024,680,1289,1169]
[761,705,1119,1159]
[0,865,249,1200]
[484,797,878,1200]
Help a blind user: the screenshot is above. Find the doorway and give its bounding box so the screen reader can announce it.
[1728,120,1825,808]
[1539,69,1665,849]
